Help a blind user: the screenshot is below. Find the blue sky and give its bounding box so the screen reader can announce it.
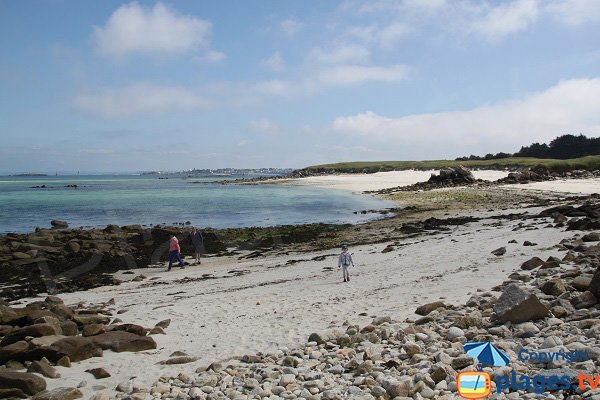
[1,0,600,173]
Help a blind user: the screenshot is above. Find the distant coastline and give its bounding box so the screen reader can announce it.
[8,173,48,177]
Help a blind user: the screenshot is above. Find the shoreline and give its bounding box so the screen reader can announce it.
[2,172,600,398]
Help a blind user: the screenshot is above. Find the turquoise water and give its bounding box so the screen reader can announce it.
[0,175,395,234]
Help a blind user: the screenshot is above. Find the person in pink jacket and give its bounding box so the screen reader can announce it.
[167,235,186,271]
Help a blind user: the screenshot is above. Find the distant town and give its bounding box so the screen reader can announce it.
[140,168,294,178]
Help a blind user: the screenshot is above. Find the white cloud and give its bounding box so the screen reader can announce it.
[545,0,600,25]
[280,18,302,36]
[308,44,371,65]
[198,50,226,63]
[249,118,280,134]
[260,52,286,72]
[93,2,212,58]
[333,78,600,149]
[72,83,210,118]
[316,64,410,86]
[463,0,540,41]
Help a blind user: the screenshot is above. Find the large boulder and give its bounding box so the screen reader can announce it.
[494,284,549,323]
[0,370,47,396]
[91,331,156,352]
[0,324,60,346]
[32,387,83,400]
[589,265,600,299]
[520,257,544,271]
[23,337,102,363]
[415,301,446,316]
[0,340,29,363]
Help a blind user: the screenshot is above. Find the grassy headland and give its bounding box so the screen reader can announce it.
[301,155,600,174]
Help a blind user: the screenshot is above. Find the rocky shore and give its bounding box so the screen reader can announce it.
[131,200,600,400]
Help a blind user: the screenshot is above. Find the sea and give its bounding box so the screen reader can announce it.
[0,175,396,234]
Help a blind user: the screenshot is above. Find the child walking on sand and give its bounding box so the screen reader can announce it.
[338,243,354,282]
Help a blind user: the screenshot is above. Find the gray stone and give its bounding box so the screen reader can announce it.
[494,284,549,323]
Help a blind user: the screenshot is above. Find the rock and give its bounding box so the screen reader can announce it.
[26,336,102,363]
[50,220,68,228]
[452,355,474,370]
[540,278,567,297]
[72,314,110,326]
[29,335,68,347]
[0,324,60,346]
[571,291,598,309]
[88,393,109,400]
[447,327,465,341]
[372,316,391,325]
[91,331,156,352]
[589,266,600,299]
[415,301,446,316]
[582,232,600,242]
[520,257,544,270]
[573,276,592,291]
[155,319,171,329]
[31,387,83,400]
[82,324,106,337]
[307,329,342,345]
[27,360,60,378]
[56,356,71,367]
[494,283,549,323]
[491,247,506,256]
[148,327,166,335]
[157,356,199,365]
[59,321,78,336]
[0,340,29,363]
[85,368,110,379]
[403,341,421,357]
[0,370,46,396]
[109,324,148,336]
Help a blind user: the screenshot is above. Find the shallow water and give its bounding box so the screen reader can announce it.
[0,175,395,233]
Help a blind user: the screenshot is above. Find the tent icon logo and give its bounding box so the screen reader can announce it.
[464,342,511,367]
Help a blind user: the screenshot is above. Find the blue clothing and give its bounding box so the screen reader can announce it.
[168,250,185,270]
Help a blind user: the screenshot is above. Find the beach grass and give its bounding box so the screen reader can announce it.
[302,155,600,173]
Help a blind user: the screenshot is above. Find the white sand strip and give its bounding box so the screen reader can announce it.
[285,170,509,192]
[501,178,600,194]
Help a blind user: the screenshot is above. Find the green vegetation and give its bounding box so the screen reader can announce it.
[302,155,600,174]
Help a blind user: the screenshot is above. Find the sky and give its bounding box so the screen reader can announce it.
[1,0,600,173]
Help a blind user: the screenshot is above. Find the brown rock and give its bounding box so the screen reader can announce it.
[494,284,549,323]
[85,368,110,379]
[25,337,102,363]
[32,387,83,400]
[27,360,60,379]
[91,331,157,352]
[540,278,567,297]
[155,319,171,329]
[520,257,544,271]
[571,291,598,309]
[109,324,148,336]
[491,247,506,256]
[0,341,29,363]
[0,324,60,347]
[59,321,78,336]
[0,370,46,396]
[82,324,106,337]
[72,313,110,326]
[30,335,67,347]
[415,301,446,316]
[56,356,71,368]
[573,276,592,291]
[589,266,600,299]
[149,327,166,335]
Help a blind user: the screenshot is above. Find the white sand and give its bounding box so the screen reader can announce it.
[501,178,600,194]
[25,205,574,397]
[285,170,509,192]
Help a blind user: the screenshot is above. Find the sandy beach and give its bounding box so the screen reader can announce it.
[8,170,597,398]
